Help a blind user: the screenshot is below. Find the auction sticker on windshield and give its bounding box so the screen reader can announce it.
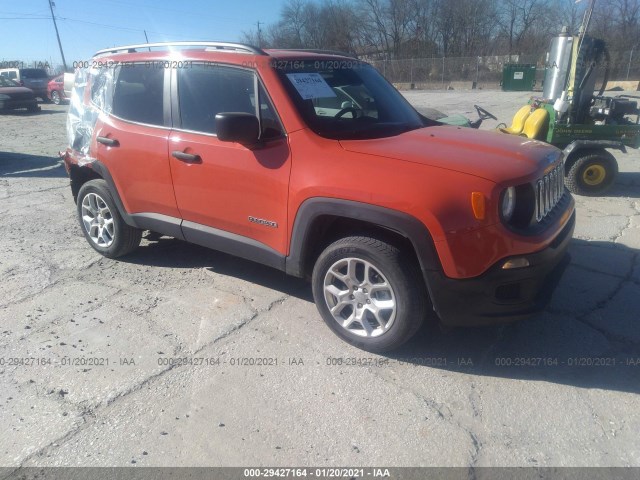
[286,73,336,100]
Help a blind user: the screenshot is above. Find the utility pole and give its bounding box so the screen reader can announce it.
[48,0,68,72]
[144,30,151,51]
[256,21,263,48]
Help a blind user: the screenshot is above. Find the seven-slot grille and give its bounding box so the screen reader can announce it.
[535,162,565,222]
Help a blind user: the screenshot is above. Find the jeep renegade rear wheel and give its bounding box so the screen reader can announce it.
[312,236,427,352]
[77,180,142,258]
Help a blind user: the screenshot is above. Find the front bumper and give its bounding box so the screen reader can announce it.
[427,211,575,327]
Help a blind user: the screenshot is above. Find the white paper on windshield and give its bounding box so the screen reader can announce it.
[286,73,336,100]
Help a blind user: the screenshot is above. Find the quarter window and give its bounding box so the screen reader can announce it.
[256,83,284,139]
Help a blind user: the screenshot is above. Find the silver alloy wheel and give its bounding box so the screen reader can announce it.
[81,192,115,247]
[323,257,397,337]
[51,91,60,105]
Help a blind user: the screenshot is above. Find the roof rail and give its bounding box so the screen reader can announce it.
[281,49,358,59]
[93,41,266,57]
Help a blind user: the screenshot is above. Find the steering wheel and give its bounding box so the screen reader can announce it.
[474,105,497,120]
[334,107,359,119]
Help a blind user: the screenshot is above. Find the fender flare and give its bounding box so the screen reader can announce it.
[90,161,134,224]
[563,140,625,160]
[285,198,442,280]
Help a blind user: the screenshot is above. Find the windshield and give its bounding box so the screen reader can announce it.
[276,60,424,140]
[0,77,20,87]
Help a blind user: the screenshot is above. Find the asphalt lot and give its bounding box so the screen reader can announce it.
[1,91,639,470]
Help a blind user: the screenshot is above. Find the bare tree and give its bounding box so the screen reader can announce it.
[556,0,585,34]
[241,0,639,64]
[498,0,550,60]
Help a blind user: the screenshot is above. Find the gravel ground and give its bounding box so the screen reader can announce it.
[0,91,639,471]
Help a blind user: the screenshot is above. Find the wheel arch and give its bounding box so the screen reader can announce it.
[69,163,103,201]
[285,198,442,283]
[71,161,136,227]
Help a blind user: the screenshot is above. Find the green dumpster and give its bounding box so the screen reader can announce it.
[502,64,536,91]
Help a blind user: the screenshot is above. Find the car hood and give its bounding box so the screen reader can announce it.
[0,86,34,96]
[339,125,561,184]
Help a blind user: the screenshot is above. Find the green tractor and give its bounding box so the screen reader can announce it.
[424,0,640,196]
[496,0,640,196]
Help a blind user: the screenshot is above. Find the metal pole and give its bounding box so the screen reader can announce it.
[442,56,445,89]
[476,56,480,87]
[410,57,413,87]
[256,21,263,48]
[48,0,67,72]
[577,0,597,59]
[627,47,634,81]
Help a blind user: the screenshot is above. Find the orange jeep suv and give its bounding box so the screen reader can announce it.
[63,42,575,352]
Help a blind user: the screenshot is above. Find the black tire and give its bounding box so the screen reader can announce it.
[312,236,427,352]
[76,179,142,258]
[51,91,61,105]
[565,149,618,196]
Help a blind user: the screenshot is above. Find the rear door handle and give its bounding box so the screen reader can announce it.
[96,136,119,147]
[172,151,202,164]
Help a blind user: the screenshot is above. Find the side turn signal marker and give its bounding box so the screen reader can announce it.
[471,192,485,220]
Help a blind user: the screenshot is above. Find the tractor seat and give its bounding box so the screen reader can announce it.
[521,108,549,140]
[498,105,531,135]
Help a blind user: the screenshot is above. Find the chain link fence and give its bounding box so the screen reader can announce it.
[369,51,639,90]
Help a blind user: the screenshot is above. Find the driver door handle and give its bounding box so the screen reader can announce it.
[172,151,202,164]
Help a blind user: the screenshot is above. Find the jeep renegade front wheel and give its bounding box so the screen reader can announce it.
[76,180,142,258]
[312,236,427,352]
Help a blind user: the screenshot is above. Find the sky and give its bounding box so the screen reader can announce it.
[1,0,285,69]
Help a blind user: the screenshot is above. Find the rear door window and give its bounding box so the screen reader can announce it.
[112,64,164,126]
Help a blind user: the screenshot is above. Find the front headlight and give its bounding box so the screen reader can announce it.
[501,186,516,221]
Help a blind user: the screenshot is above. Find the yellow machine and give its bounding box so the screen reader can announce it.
[497,0,640,196]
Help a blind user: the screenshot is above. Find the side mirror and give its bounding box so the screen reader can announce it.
[215,112,260,146]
